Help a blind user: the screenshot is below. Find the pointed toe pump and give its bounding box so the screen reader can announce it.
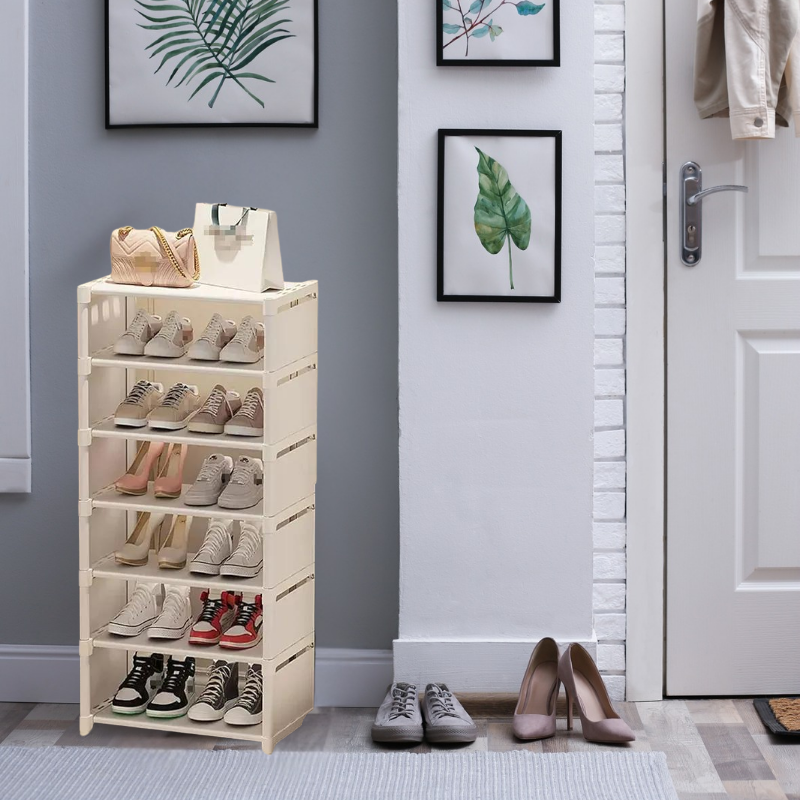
[558,643,635,744]
[513,637,561,741]
[115,441,165,495]
[158,514,191,569]
[153,443,188,499]
[115,512,166,566]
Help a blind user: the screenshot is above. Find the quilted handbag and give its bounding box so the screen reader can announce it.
[109,226,200,288]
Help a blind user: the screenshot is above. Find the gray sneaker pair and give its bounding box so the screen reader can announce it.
[371,683,477,745]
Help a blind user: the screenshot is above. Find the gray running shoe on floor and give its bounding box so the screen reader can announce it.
[184,454,233,506]
[371,683,423,744]
[421,683,477,744]
[217,456,263,509]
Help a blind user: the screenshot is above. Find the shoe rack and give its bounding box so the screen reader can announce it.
[77,276,318,754]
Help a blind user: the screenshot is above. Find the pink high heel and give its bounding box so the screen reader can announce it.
[115,441,165,495]
[512,637,560,741]
[153,443,187,499]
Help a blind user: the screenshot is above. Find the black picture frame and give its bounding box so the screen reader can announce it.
[105,0,319,129]
[437,0,560,67]
[437,128,562,303]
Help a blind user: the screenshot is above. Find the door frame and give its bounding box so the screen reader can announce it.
[624,0,666,701]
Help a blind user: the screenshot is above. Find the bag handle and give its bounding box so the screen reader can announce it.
[211,203,257,229]
[151,227,200,282]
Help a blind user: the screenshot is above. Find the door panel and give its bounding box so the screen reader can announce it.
[666,0,800,695]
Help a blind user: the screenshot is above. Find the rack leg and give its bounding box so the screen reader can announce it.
[261,738,274,755]
[79,715,94,736]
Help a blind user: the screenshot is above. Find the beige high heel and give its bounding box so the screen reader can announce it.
[158,515,191,569]
[115,441,165,495]
[512,637,560,741]
[115,512,166,566]
[153,443,187,499]
[558,643,635,743]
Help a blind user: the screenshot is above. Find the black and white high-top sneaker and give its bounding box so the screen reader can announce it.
[112,653,164,715]
[188,661,239,722]
[224,664,262,726]
[146,656,196,718]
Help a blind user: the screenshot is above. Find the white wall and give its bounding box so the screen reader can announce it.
[396,1,597,690]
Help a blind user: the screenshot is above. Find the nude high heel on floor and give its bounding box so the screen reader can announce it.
[115,512,166,566]
[512,637,561,741]
[153,444,187,499]
[558,642,635,743]
[115,441,165,495]
[158,514,191,569]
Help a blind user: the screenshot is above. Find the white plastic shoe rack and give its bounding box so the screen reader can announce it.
[77,277,318,754]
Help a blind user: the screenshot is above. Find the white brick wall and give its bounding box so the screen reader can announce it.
[594,0,626,700]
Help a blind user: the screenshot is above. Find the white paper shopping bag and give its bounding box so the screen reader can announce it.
[193,203,284,293]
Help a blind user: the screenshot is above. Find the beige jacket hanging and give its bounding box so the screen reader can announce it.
[694,0,800,140]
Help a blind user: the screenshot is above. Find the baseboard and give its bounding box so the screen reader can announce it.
[0,457,31,493]
[0,645,79,703]
[0,645,393,708]
[393,638,597,692]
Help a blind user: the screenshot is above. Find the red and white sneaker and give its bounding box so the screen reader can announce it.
[220,595,263,650]
[188,590,241,646]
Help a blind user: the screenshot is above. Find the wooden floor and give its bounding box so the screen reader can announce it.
[1,697,798,799]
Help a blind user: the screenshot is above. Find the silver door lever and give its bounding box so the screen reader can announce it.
[680,161,748,266]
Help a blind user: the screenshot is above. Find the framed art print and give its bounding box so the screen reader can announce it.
[105,0,318,128]
[437,0,560,67]
[437,129,562,303]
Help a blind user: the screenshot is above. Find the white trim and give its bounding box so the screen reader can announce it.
[0,0,31,494]
[0,646,78,703]
[393,639,597,694]
[314,648,393,707]
[0,646,393,708]
[624,0,666,701]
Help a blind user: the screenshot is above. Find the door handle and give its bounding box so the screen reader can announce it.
[680,161,748,265]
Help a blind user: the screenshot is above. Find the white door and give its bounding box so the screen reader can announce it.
[666,0,800,694]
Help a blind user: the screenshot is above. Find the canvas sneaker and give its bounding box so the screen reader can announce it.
[113,309,162,356]
[218,456,263,510]
[371,683,424,744]
[220,315,265,364]
[188,661,239,722]
[224,664,263,726]
[148,585,192,640]
[146,656,195,718]
[143,310,193,358]
[421,683,478,744]
[220,521,263,579]
[187,385,242,434]
[184,454,234,506]
[189,518,234,575]
[189,590,241,646]
[112,652,164,715]
[220,594,263,650]
[188,314,237,361]
[113,380,164,427]
[107,582,161,637]
[147,383,201,430]
[224,387,264,438]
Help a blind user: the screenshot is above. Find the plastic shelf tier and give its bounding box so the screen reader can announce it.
[77,276,318,754]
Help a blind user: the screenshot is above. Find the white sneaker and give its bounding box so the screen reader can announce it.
[188,314,237,361]
[189,519,234,575]
[220,316,264,363]
[220,521,263,578]
[143,311,193,358]
[113,310,162,356]
[148,585,192,640]
[108,582,161,637]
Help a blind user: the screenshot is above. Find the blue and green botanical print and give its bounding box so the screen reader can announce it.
[442,0,545,57]
[136,0,294,108]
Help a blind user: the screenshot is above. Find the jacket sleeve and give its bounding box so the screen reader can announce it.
[784,27,800,136]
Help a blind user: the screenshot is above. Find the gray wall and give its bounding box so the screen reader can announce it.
[0,0,398,650]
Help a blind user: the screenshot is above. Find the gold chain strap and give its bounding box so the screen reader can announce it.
[150,227,200,282]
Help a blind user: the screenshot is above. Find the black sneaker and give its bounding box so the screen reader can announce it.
[188,661,239,722]
[224,664,262,726]
[146,656,196,718]
[112,653,164,715]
